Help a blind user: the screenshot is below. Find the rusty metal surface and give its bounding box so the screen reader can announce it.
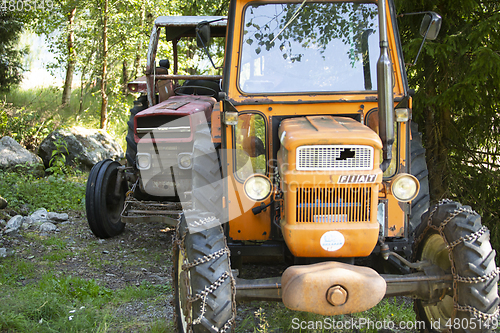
[121,215,178,226]
[383,271,453,300]
[120,199,185,227]
[233,262,454,307]
[327,285,348,306]
[235,277,282,302]
[281,261,386,316]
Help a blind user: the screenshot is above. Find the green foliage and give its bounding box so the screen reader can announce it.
[46,137,72,176]
[3,86,134,151]
[397,1,500,249]
[0,12,25,92]
[0,100,56,151]
[0,169,85,213]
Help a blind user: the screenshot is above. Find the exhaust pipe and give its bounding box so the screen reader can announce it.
[377,0,394,172]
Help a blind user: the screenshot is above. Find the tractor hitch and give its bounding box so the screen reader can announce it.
[235,261,453,316]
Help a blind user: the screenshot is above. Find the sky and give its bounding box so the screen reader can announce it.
[18,31,68,89]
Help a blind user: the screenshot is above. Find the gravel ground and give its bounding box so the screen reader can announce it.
[0,210,176,327]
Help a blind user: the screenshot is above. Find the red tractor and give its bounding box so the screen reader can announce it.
[86,16,227,238]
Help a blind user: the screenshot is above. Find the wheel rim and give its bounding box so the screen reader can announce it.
[419,233,453,330]
[177,247,190,332]
[104,168,125,225]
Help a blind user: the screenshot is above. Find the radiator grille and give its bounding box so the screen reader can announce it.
[136,115,191,139]
[296,145,373,170]
[296,186,372,223]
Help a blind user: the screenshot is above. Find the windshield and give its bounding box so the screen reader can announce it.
[239,2,379,94]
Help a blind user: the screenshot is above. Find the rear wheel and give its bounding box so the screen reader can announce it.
[414,200,499,332]
[86,159,126,238]
[126,95,148,166]
[410,122,430,233]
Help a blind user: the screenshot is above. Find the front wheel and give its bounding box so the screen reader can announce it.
[86,159,126,238]
[173,211,235,332]
[414,200,499,332]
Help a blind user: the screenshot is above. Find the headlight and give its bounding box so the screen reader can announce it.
[178,153,192,169]
[391,174,419,202]
[136,153,151,170]
[243,175,272,201]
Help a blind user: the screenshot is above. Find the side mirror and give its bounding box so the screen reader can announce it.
[419,12,442,41]
[196,22,211,48]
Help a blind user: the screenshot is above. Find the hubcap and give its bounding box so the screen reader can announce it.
[177,248,191,332]
[419,233,453,331]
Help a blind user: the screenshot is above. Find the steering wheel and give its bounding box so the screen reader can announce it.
[174,85,218,98]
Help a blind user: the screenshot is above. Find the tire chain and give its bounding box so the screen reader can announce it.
[173,214,236,333]
[186,214,219,231]
[182,247,230,270]
[413,199,500,322]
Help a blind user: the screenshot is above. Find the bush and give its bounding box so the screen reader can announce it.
[0,101,56,151]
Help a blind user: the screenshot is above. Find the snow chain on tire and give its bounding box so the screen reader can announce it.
[173,211,236,333]
[414,199,500,329]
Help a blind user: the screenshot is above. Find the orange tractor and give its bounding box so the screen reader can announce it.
[86,1,499,332]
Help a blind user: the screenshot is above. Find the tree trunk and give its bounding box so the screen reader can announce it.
[122,59,128,95]
[62,6,77,106]
[132,2,145,80]
[77,63,87,118]
[100,0,108,130]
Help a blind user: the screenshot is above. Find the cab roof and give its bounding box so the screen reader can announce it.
[154,16,227,40]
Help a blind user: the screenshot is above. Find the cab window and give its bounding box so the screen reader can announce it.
[234,113,267,180]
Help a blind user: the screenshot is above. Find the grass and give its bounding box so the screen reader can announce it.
[0,273,113,332]
[0,169,86,215]
[235,298,417,332]
[0,253,172,332]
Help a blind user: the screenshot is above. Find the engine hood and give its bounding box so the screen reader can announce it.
[278,116,382,152]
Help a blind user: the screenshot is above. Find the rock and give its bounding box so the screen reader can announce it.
[39,222,58,232]
[38,126,124,170]
[48,212,69,222]
[0,137,44,175]
[31,208,50,224]
[3,228,19,236]
[21,216,33,230]
[5,215,24,233]
[0,248,7,257]
[0,196,7,209]
[0,219,5,228]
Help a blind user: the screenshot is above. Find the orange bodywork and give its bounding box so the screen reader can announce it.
[281,262,386,315]
[224,0,411,252]
[278,117,382,257]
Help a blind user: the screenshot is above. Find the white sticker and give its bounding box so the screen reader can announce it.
[320,231,345,252]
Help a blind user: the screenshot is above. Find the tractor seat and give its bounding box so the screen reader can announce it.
[177,79,221,97]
